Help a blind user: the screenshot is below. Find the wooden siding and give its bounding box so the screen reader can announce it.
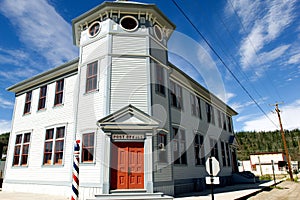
[169,82,234,180]
[81,36,108,64]
[110,57,148,114]
[112,35,147,55]
[5,75,77,185]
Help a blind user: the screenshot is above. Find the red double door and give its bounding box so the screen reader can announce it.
[111,142,144,190]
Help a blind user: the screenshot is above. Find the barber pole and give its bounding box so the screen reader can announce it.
[71,140,80,200]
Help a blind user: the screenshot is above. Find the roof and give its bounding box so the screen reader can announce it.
[7,58,79,95]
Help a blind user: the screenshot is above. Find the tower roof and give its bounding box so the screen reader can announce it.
[72,1,176,46]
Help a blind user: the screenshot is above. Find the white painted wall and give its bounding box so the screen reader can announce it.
[4,74,77,195]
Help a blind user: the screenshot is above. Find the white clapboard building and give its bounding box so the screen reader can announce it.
[3,1,238,199]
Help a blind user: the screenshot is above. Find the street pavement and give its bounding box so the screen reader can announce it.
[249,181,300,200]
[0,180,285,200]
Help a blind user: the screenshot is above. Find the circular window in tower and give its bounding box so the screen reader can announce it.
[120,16,139,32]
[154,24,163,41]
[88,21,101,38]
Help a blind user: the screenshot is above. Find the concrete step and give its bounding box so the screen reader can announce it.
[88,191,173,200]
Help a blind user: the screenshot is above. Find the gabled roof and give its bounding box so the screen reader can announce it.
[7,58,79,95]
[97,104,160,131]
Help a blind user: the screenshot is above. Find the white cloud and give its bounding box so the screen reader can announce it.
[0,96,14,109]
[242,99,300,131]
[0,120,11,134]
[0,0,78,67]
[288,53,300,64]
[228,0,297,70]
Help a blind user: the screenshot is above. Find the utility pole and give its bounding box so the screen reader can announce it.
[273,103,294,181]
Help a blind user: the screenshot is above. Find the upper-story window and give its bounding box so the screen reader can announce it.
[120,15,139,32]
[172,127,187,165]
[54,79,64,106]
[86,61,98,92]
[170,81,183,110]
[154,24,163,41]
[155,63,165,96]
[222,113,227,131]
[38,86,47,110]
[82,132,95,163]
[190,93,202,119]
[23,91,32,114]
[13,132,31,166]
[227,116,232,132]
[88,21,101,37]
[205,103,215,124]
[217,109,222,128]
[43,126,65,165]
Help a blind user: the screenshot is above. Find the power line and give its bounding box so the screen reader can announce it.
[171,0,278,128]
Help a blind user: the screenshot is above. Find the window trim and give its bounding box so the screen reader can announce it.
[170,80,183,110]
[190,93,202,119]
[43,126,66,166]
[209,138,219,161]
[86,61,98,93]
[81,132,95,163]
[12,132,31,167]
[23,91,32,115]
[38,85,47,110]
[172,126,187,165]
[119,15,139,32]
[194,132,205,166]
[155,62,166,96]
[157,132,168,163]
[54,79,64,106]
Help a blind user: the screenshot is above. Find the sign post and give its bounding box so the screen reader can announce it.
[205,156,220,200]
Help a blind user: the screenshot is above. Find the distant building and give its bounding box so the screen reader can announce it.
[3,1,238,199]
[239,152,298,176]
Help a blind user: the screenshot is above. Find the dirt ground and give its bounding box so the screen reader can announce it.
[249,181,300,200]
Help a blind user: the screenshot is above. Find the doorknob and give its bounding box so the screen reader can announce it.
[128,167,131,176]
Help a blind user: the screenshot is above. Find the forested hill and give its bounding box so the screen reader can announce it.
[235,129,300,161]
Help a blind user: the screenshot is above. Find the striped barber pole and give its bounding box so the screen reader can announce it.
[71,140,80,200]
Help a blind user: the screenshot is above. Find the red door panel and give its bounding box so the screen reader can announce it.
[111,142,144,190]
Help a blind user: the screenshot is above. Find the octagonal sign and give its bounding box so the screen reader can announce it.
[205,156,220,176]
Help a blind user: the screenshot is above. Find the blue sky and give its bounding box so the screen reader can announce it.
[0,0,299,133]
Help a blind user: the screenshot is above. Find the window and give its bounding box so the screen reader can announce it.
[13,133,31,166]
[38,86,47,110]
[23,91,32,114]
[43,126,65,165]
[217,110,222,128]
[86,61,98,92]
[221,142,226,166]
[170,81,183,110]
[54,79,64,106]
[210,138,219,161]
[190,93,202,118]
[88,21,101,37]
[226,142,231,166]
[155,63,165,95]
[227,116,232,132]
[222,113,227,131]
[194,134,205,165]
[157,133,167,163]
[120,15,139,31]
[205,103,215,125]
[82,133,95,162]
[172,127,187,165]
[154,24,163,41]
